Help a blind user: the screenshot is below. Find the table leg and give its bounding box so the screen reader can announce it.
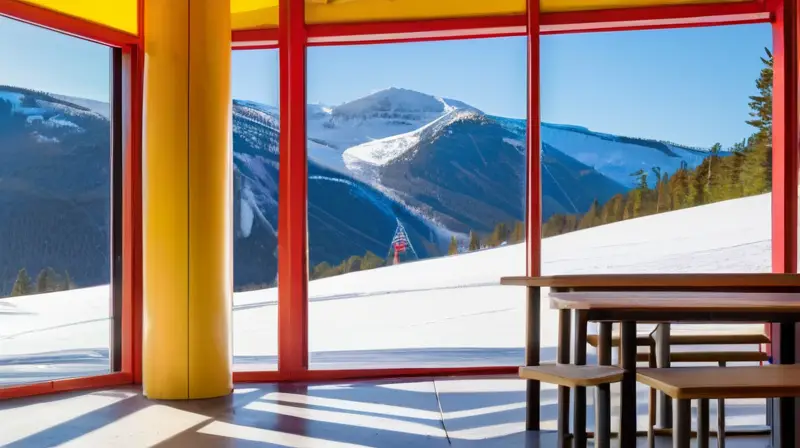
[596,322,612,448]
[673,398,691,448]
[558,309,572,447]
[620,321,637,448]
[573,311,588,448]
[525,286,541,431]
[778,322,796,448]
[698,398,710,448]
[655,323,672,429]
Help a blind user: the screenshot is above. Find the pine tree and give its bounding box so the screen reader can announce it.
[742,48,773,195]
[63,270,73,291]
[578,200,599,229]
[487,222,509,247]
[360,251,384,270]
[658,172,671,213]
[36,268,50,293]
[311,261,335,280]
[511,221,525,243]
[468,231,480,251]
[746,48,774,143]
[448,236,458,255]
[11,268,33,296]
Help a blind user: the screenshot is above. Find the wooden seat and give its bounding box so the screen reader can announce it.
[520,363,623,448]
[637,365,800,399]
[638,365,800,448]
[586,331,768,348]
[635,350,769,363]
[519,364,624,387]
[668,332,770,345]
[589,328,769,448]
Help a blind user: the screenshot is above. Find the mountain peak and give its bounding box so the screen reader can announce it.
[332,87,480,118]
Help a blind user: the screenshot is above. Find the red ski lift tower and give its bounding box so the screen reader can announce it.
[388,219,418,265]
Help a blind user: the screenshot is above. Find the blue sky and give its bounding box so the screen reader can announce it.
[1,14,772,148]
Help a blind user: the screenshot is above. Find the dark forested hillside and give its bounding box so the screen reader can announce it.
[0,91,110,296]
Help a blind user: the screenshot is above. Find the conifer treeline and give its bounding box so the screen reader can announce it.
[311,250,385,280]
[543,48,774,238]
[10,267,74,297]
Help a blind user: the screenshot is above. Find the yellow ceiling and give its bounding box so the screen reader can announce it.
[16,0,746,36]
[17,0,139,34]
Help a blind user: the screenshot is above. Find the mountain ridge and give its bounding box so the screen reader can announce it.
[0,84,716,294]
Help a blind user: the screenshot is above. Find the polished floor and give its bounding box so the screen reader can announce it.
[0,376,771,447]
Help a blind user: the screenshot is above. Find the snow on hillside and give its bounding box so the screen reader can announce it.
[52,94,110,119]
[343,109,481,168]
[541,123,709,188]
[0,193,777,385]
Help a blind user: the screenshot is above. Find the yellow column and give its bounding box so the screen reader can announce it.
[142,0,233,400]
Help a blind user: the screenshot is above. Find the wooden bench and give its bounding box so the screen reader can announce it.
[637,365,800,448]
[520,364,624,448]
[588,327,769,447]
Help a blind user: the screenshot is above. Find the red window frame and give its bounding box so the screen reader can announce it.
[1,0,793,399]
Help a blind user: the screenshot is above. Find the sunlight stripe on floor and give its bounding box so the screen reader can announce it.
[198,420,372,448]
[0,390,137,446]
[57,404,210,448]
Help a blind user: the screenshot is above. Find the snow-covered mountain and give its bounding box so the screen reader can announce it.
[306,89,711,190]
[232,98,441,288]
[306,88,481,173]
[0,84,720,294]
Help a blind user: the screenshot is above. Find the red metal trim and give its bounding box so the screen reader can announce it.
[0,373,132,400]
[232,27,279,49]
[137,0,144,43]
[768,0,799,363]
[542,13,770,34]
[234,366,517,383]
[120,47,133,378]
[306,15,525,46]
[233,27,279,43]
[0,0,138,47]
[527,0,542,276]
[232,43,280,50]
[278,0,310,376]
[303,2,768,46]
[121,44,144,384]
[129,0,144,385]
[540,1,768,31]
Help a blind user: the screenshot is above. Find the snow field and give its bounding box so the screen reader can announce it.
[0,192,779,384]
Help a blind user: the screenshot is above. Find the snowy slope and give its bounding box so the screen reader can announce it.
[541,123,710,188]
[343,109,481,168]
[0,193,777,384]
[52,94,110,119]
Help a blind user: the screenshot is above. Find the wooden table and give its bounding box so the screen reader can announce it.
[500,274,800,448]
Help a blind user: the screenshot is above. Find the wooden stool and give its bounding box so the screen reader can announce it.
[520,364,624,448]
[588,327,769,447]
[637,365,800,448]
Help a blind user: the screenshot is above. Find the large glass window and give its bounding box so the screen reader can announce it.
[306,38,527,369]
[539,25,774,278]
[538,24,774,430]
[0,16,113,387]
[231,49,280,371]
